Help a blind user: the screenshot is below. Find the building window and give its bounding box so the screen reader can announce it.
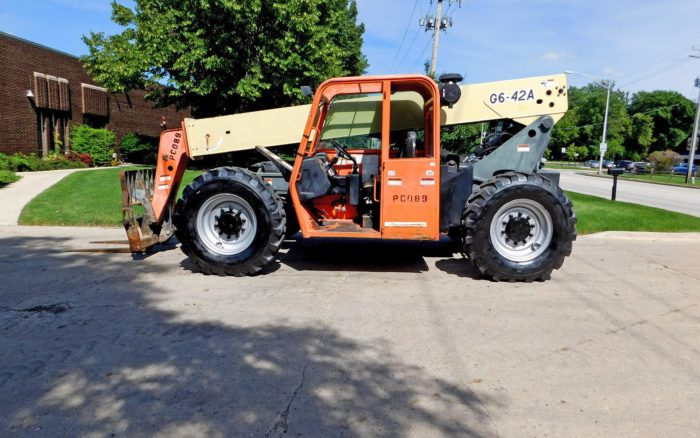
[81,83,109,117]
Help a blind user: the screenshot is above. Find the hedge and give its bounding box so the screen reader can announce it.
[71,125,116,165]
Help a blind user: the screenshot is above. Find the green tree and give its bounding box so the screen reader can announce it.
[574,84,630,160]
[440,123,482,155]
[564,144,588,162]
[625,113,654,160]
[628,90,694,151]
[550,85,630,160]
[82,0,367,117]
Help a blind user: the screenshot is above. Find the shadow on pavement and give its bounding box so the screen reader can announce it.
[0,236,501,436]
[179,235,476,276]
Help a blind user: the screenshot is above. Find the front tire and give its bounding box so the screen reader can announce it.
[463,173,576,282]
[174,167,285,276]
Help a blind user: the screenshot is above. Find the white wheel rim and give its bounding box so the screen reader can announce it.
[196,193,257,256]
[489,198,553,263]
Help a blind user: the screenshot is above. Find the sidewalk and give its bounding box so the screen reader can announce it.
[0,169,80,225]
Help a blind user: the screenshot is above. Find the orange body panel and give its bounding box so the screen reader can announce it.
[379,158,440,240]
[151,125,190,221]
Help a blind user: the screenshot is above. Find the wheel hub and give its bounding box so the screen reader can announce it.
[215,207,246,239]
[195,194,257,256]
[489,198,553,263]
[502,213,535,246]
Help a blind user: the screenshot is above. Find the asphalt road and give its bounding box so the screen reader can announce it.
[558,169,700,217]
[1,225,699,437]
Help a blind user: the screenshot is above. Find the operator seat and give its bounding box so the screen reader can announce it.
[401,131,417,158]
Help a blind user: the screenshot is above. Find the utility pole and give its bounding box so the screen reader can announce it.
[419,0,463,77]
[687,77,700,184]
[688,49,700,184]
[429,0,444,77]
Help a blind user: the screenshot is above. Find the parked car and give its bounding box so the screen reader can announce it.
[672,163,697,174]
[583,159,614,168]
[614,160,634,172]
[632,162,650,174]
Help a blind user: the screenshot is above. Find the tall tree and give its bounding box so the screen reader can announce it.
[550,85,630,160]
[625,113,654,160]
[82,0,367,117]
[628,90,694,151]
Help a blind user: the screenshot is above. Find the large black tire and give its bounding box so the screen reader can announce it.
[463,173,576,282]
[173,167,286,276]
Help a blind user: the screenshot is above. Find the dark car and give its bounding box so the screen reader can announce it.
[632,162,650,174]
[614,160,634,172]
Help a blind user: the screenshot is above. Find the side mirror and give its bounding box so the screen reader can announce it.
[301,86,314,98]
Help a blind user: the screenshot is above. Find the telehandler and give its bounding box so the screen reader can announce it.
[120,73,576,281]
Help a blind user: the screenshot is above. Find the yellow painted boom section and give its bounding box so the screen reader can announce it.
[185,74,568,158]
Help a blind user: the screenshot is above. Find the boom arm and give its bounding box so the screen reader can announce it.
[183,74,568,158]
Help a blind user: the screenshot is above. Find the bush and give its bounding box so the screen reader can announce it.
[119,132,159,164]
[0,169,20,186]
[71,125,116,165]
[66,152,93,166]
[647,150,681,173]
[0,152,88,172]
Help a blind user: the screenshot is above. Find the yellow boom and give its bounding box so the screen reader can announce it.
[184,74,568,158]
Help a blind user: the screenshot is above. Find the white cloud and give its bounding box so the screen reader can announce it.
[540,52,565,61]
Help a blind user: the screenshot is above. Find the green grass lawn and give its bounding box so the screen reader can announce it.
[19,167,200,226]
[615,172,699,187]
[566,191,700,234]
[18,167,700,234]
[544,161,590,170]
[0,170,20,187]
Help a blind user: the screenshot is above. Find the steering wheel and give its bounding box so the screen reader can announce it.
[330,139,358,174]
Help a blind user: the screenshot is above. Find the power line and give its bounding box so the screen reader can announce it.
[619,57,692,88]
[619,47,691,81]
[394,0,436,72]
[388,0,421,72]
[395,30,422,72]
[410,34,435,72]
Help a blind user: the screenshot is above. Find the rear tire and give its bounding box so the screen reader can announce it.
[463,173,576,282]
[174,167,285,276]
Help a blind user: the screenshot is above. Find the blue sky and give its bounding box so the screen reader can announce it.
[2,0,699,99]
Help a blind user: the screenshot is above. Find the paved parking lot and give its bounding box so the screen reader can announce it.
[1,226,699,437]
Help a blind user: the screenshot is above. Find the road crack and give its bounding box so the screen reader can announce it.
[265,361,309,437]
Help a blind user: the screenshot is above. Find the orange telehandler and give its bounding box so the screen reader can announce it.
[120,73,576,281]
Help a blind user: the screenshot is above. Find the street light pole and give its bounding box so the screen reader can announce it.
[599,80,613,176]
[564,71,613,175]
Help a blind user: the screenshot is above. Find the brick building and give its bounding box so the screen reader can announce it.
[0,32,189,156]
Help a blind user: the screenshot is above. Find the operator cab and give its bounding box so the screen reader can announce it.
[290,75,444,240]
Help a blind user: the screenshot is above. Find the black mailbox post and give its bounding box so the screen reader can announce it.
[608,167,624,201]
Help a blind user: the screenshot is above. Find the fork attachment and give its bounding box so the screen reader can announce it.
[120,168,175,252]
[119,127,190,253]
